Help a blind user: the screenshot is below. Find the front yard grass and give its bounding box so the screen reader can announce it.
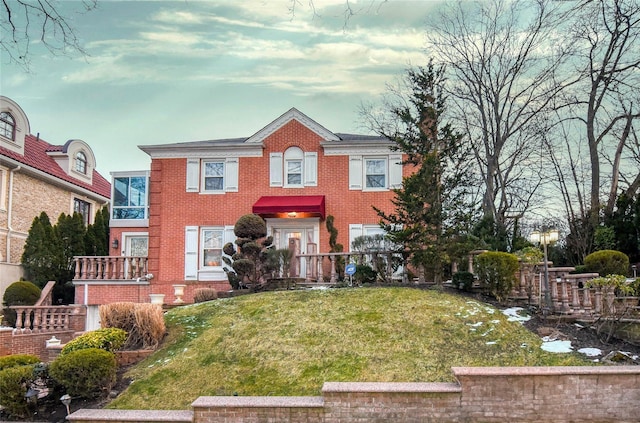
[108,287,592,410]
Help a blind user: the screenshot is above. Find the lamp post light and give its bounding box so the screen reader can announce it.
[530,228,559,314]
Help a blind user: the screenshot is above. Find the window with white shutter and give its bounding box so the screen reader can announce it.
[186,159,200,192]
[184,226,199,280]
[270,152,283,187]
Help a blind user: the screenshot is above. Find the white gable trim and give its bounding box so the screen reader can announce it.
[245,108,340,144]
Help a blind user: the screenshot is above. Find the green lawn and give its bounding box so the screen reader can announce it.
[108,287,592,410]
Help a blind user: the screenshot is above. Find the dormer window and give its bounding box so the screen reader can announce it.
[75,151,87,174]
[0,112,15,140]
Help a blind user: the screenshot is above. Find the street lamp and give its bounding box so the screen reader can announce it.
[530,228,559,314]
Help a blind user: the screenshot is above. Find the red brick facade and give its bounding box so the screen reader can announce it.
[92,109,409,305]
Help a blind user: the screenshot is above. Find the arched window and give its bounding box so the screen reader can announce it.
[0,112,15,140]
[284,147,304,187]
[75,151,87,174]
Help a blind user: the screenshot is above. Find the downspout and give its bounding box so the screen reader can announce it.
[6,166,21,263]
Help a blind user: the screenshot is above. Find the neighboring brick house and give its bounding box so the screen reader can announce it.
[0,95,111,298]
[77,108,408,314]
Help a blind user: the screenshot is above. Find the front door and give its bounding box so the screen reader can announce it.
[267,219,319,278]
[123,233,148,278]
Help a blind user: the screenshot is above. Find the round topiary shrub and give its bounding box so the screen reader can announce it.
[584,250,629,277]
[0,354,40,371]
[234,214,267,239]
[0,365,35,418]
[49,348,117,399]
[61,328,127,356]
[2,281,41,327]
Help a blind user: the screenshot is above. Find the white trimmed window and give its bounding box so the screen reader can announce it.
[186,158,239,193]
[349,154,402,191]
[270,147,317,188]
[0,112,15,140]
[184,225,236,281]
[75,151,87,174]
[112,174,149,221]
[202,228,224,267]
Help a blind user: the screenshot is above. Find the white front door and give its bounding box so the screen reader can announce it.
[122,232,148,278]
[266,219,319,277]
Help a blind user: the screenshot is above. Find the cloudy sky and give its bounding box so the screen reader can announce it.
[2,0,443,177]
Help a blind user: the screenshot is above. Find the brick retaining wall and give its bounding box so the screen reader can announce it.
[67,366,640,423]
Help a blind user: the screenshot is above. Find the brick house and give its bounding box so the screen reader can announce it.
[0,95,111,298]
[75,108,408,324]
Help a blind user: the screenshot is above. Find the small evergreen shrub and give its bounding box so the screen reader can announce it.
[49,348,117,399]
[61,328,126,355]
[354,264,377,285]
[193,288,218,303]
[100,302,166,350]
[0,354,40,371]
[584,250,629,277]
[2,281,41,327]
[452,271,474,291]
[475,251,519,302]
[0,364,35,418]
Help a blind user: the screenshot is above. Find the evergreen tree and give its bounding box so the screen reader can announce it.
[370,62,474,284]
[52,213,87,303]
[21,212,57,288]
[85,206,110,256]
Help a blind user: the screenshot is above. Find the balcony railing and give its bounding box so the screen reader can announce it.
[10,306,77,332]
[73,256,148,281]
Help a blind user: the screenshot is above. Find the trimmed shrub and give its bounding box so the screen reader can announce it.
[452,271,474,291]
[0,365,35,418]
[61,328,127,356]
[475,251,520,302]
[49,348,117,399]
[194,288,218,303]
[234,214,267,239]
[2,281,41,327]
[354,264,377,285]
[0,354,40,371]
[584,250,629,277]
[100,302,166,350]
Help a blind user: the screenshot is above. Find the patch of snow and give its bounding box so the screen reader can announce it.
[541,338,573,353]
[468,322,483,327]
[486,341,497,345]
[502,307,531,323]
[578,347,602,357]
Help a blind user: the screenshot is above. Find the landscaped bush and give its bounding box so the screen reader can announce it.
[354,264,377,285]
[0,364,35,418]
[61,328,127,355]
[2,281,41,327]
[584,250,629,277]
[193,288,218,303]
[100,302,166,350]
[475,251,519,302]
[49,348,117,399]
[452,271,474,291]
[0,354,40,371]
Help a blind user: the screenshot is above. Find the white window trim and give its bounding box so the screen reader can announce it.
[187,158,239,194]
[110,172,150,228]
[349,223,387,252]
[270,149,318,188]
[363,157,388,191]
[200,227,225,269]
[349,154,402,191]
[185,225,235,281]
[201,160,225,193]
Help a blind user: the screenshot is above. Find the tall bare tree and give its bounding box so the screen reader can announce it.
[425,0,574,240]
[1,0,97,71]
[569,0,640,219]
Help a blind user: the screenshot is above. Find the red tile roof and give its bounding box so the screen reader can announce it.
[0,134,111,199]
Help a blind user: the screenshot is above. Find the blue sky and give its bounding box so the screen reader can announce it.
[2,1,442,177]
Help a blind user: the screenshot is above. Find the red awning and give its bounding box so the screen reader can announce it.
[252,195,325,219]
